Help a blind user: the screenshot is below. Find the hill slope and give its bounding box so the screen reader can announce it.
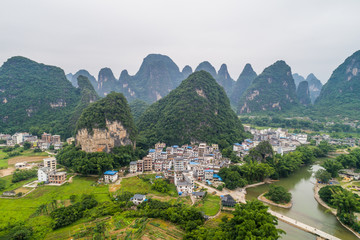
[296,81,311,105]
[230,64,257,106]
[76,92,136,152]
[315,50,360,118]
[0,56,80,137]
[119,54,184,103]
[67,69,97,89]
[137,71,245,146]
[217,64,235,96]
[68,75,100,130]
[306,73,322,103]
[237,61,299,114]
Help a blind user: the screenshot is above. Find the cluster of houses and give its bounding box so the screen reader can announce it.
[311,134,358,147]
[37,157,67,185]
[128,143,228,196]
[233,126,309,157]
[0,132,63,150]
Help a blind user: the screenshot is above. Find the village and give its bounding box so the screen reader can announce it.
[0,132,67,150]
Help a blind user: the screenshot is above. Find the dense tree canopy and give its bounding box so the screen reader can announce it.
[137,71,246,148]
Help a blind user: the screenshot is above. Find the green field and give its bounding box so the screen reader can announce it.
[0,150,8,168]
[120,175,178,197]
[0,174,37,195]
[195,194,221,216]
[0,176,110,229]
[0,148,48,169]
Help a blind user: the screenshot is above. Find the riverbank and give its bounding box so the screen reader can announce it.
[314,183,360,239]
[258,192,292,209]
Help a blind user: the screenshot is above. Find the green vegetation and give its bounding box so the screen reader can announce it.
[322,159,343,178]
[195,194,220,216]
[137,71,246,148]
[184,200,284,240]
[264,185,292,204]
[230,63,257,106]
[12,169,37,183]
[56,144,145,175]
[151,179,171,193]
[129,99,149,123]
[0,176,110,229]
[220,142,325,190]
[315,50,360,119]
[296,81,311,105]
[68,75,99,132]
[51,195,98,229]
[238,60,299,114]
[0,56,81,139]
[120,175,177,197]
[319,185,360,232]
[120,54,184,103]
[76,92,137,141]
[315,169,332,183]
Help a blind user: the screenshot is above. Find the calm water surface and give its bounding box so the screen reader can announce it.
[246,164,358,240]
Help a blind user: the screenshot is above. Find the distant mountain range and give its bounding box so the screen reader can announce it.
[1,50,360,139]
[237,61,299,114]
[292,73,323,103]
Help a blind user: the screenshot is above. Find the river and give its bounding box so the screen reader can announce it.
[246,164,358,240]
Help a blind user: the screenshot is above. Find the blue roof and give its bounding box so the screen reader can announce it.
[161,151,167,154]
[155,176,163,178]
[209,154,214,156]
[187,146,192,149]
[189,162,199,165]
[245,139,253,143]
[213,174,223,181]
[104,170,118,175]
[234,143,241,146]
[173,145,179,148]
[204,169,214,172]
[206,180,212,185]
[149,149,155,153]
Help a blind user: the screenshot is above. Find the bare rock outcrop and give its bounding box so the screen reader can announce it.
[76,120,133,153]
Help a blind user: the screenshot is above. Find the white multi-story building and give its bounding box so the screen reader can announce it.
[104,170,118,183]
[38,167,51,182]
[129,161,137,173]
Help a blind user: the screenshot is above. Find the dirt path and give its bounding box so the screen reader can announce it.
[8,156,45,165]
[0,167,15,177]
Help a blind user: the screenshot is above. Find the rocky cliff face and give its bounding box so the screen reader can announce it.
[76,120,133,153]
[306,73,322,103]
[67,69,97,89]
[237,61,299,114]
[0,56,80,137]
[315,50,360,117]
[296,81,311,105]
[230,63,257,106]
[195,61,217,78]
[217,64,235,96]
[182,65,193,79]
[137,71,245,147]
[75,92,136,152]
[292,73,306,87]
[97,68,118,96]
[118,54,184,103]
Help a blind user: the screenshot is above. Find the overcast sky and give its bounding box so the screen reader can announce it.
[0,0,359,83]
